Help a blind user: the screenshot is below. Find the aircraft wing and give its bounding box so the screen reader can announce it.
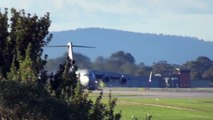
[93,70,129,84]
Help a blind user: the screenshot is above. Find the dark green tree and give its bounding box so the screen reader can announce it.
[7,43,37,82]
[92,56,107,70]
[110,51,135,64]
[0,8,51,78]
[45,52,92,71]
[74,53,93,69]
[89,91,106,120]
[183,56,213,80]
[49,58,77,99]
[202,67,213,81]
[49,58,121,120]
[152,61,176,77]
[135,63,152,76]
[104,51,136,74]
[0,8,9,77]
[1,52,72,119]
[106,90,121,120]
[89,90,121,120]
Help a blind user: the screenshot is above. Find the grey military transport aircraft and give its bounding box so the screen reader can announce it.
[48,42,128,90]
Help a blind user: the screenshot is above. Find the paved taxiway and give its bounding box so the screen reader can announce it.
[92,88,213,98]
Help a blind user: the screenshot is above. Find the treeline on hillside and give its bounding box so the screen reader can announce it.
[45,51,213,81]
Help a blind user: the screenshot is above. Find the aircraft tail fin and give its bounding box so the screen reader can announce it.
[67,42,95,60]
[47,42,95,60]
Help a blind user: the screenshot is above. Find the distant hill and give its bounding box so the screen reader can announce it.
[44,28,213,65]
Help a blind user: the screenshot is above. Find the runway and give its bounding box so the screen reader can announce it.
[92,88,213,98]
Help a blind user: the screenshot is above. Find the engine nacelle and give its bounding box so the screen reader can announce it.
[102,75,111,83]
[119,77,127,84]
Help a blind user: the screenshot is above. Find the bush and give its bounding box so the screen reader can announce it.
[0,59,121,119]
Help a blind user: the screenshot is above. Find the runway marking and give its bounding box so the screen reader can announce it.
[118,101,195,111]
[142,103,195,111]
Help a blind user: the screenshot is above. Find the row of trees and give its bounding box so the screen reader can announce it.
[45,51,213,81]
[0,8,121,119]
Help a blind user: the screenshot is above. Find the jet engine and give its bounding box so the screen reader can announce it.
[102,75,111,83]
[119,76,127,84]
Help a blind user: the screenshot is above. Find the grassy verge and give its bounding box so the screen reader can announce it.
[116,98,213,120]
[89,92,213,120]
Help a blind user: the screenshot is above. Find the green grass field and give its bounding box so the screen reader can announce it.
[89,92,213,120]
[116,98,213,120]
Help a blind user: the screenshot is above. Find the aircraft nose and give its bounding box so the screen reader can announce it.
[80,76,89,87]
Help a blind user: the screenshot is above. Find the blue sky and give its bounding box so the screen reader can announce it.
[1,0,213,41]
